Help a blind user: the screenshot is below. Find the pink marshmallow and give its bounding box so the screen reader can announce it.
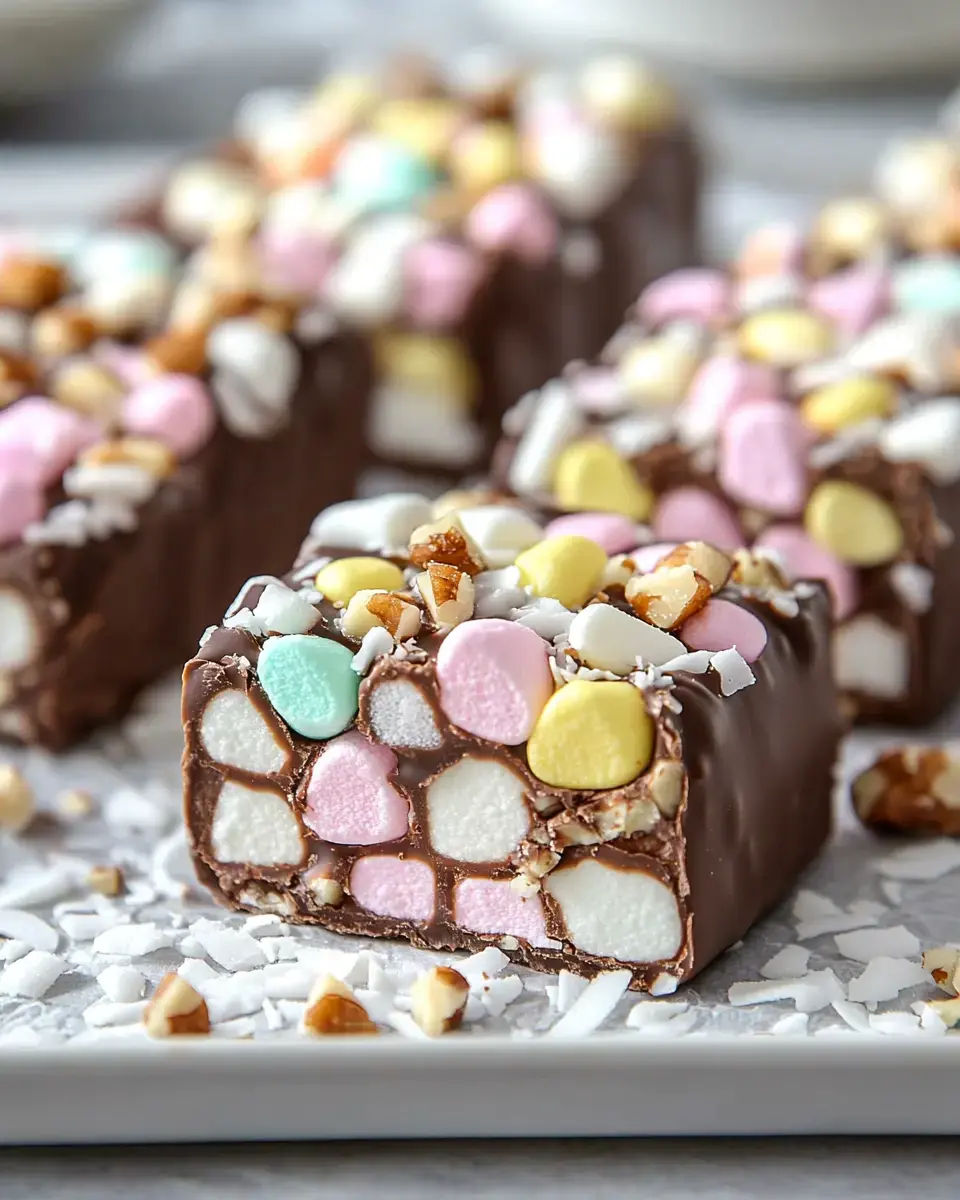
[0,397,101,486]
[402,239,484,329]
[718,400,809,517]
[652,488,744,551]
[304,731,409,845]
[95,342,153,389]
[678,354,779,439]
[436,618,553,746]
[453,877,550,946]
[807,261,891,338]
[735,221,805,278]
[0,472,44,545]
[464,183,558,265]
[679,597,768,663]
[628,541,679,573]
[544,511,638,554]
[349,855,435,921]
[754,524,859,621]
[637,268,731,329]
[569,366,626,415]
[122,375,217,459]
[257,227,334,296]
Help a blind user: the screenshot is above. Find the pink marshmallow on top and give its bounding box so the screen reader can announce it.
[436,618,553,746]
[0,472,44,545]
[454,877,550,946]
[652,488,744,551]
[303,731,409,846]
[718,399,809,517]
[754,524,859,621]
[0,397,101,486]
[349,856,435,921]
[679,598,768,663]
[95,342,152,389]
[569,366,627,415]
[402,239,484,329]
[464,183,558,265]
[637,268,731,329]
[678,355,779,440]
[122,375,216,459]
[735,221,805,278]
[628,541,679,573]
[807,261,891,338]
[544,511,638,554]
[256,227,334,297]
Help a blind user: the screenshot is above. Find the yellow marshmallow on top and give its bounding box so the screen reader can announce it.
[526,680,654,790]
[375,333,476,407]
[804,480,903,567]
[800,375,897,435]
[314,557,405,606]
[449,121,521,194]
[738,308,835,368]
[515,535,607,610]
[553,439,654,520]
[370,98,463,162]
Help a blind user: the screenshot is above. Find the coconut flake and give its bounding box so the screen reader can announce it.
[59,912,124,942]
[479,975,524,1018]
[659,651,712,675]
[189,919,267,972]
[889,563,935,613]
[545,969,632,1039]
[834,925,921,963]
[709,648,755,696]
[0,863,79,909]
[846,957,929,1003]
[91,923,175,958]
[914,1002,949,1035]
[295,946,363,985]
[83,999,148,1028]
[196,969,267,1023]
[793,891,881,940]
[351,627,394,676]
[177,959,221,988]
[769,1012,809,1037]
[830,999,871,1033]
[0,950,66,998]
[0,910,59,953]
[874,839,960,880]
[648,972,679,997]
[760,945,811,980]
[386,1011,431,1040]
[867,1011,924,1037]
[728,969,844,1013]
[459,947,509,980]
[262,997,285,1031]
[0,940,31,963]
[150,830,192,900]
[97,965,146,1003]
[553,969,590,1014]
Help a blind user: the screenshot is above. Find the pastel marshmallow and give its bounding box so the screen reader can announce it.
[304,731,409,845]
[402,239,484,329]
[122,375,217,458]
[807,261,890,337]
[568,602,687,672]
[718,399,809,516]
[652,488,744,550]
[453,877,551,946]
[457,504,544,568]
[676,354,779,446]
[426,756,531,863]
[257,227,334,296]
[0,397,101,485]
[637,268,731,329]
[627,542,679,573]
[754,524,858,621]
[464,183,558,264]
[349,855,435,921]
[678,598,768,663]
[543,511,638,554]
[436,618,553,745]
[0,472,44,545]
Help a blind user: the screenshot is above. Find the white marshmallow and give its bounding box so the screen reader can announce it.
[367,386,483,466]
[879,397,960,484]
[568,603,686,674]
[210,781,305,866]
[833,615,910,699]
[458,506,544,569]
[208,318,300,436]
[253,583,318,635]
[426,757,531,863]
[309,493,432,553]
[366,679,443,751]
[0,587,39,672]
[200,690,290,776]
[545,858,683,962]
[63,463,159,507]
[507,379,585,496]
[531,124,631,219]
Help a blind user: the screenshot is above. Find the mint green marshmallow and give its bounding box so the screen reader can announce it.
[893,256,960,314]
[257,634,359,740]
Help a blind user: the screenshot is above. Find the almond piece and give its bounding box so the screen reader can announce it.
[51,359,126,421]
[626,564,711,630]
[31,306,100,359]
[647,759,685,817]
[852,745,960,836]
[417,563,475,628]
[409,966,470,1037]
[922,947,960,997]
[0,350,39,407]
[656,541,732,592]
[144,974,211,1037]
[0,764,35,833]
[87,865,124,897]
[302,975,377,1036]
[143,328,209,376]
[365,591,423,640]
[0,256,67,310]
[730,548,790,591]
[79,437,177,479]
[408,515,486,575]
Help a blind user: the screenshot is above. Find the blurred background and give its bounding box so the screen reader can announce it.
[0,0,959,257]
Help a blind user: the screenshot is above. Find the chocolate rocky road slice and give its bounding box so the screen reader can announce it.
[182,491,842,990]
[0,329,370,750]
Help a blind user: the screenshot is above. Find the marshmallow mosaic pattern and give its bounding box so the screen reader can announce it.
[182,489,839,990]
[495,138,960,722]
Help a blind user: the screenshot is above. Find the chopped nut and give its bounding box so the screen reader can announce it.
[307,876,344,907]
[601,554,637,591]
[236,885,299,916]
[730,548,790,591]
[31,305,100,359]
[144,974,211,1037]
[409,966,469,1037]
[408,515,486,575]
[417,563,475,628]
[656,541,732,592]
[0,255,67,310]
[365,592,422,640]
[302,975,377,1036]
[56,788,95,819]
[143,328,208,375]
[922,947,960,997]
[51,359,126,421]
[253,299,298,334]
[87,865,124,897]
[626,564,711,630]
[647,759,685,817]
[852,745,960,836]
[513,845,561,889]
[0,764,34,833]
[929,997,960,1028]
[0,350,39,407]
[78,437,177,480]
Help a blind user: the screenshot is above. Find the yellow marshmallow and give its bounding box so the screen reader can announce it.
[738,308,835,367]
[800,376,897,435]
[375,333,476,407]
[314,557,405,606]
[526,680,653,790]
[804,481,903,566]
[578,56,676,131]
[553,439,654,520]
[619,337,699,407]
[449,121,521,194]
[808,197,889,273]
[370,98,463,162]
[515,535,607,610]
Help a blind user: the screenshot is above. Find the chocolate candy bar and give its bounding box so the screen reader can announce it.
[0,230,371,748]
[181,492,841,990]
[144,50,699,489]
[491,172,960,723]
